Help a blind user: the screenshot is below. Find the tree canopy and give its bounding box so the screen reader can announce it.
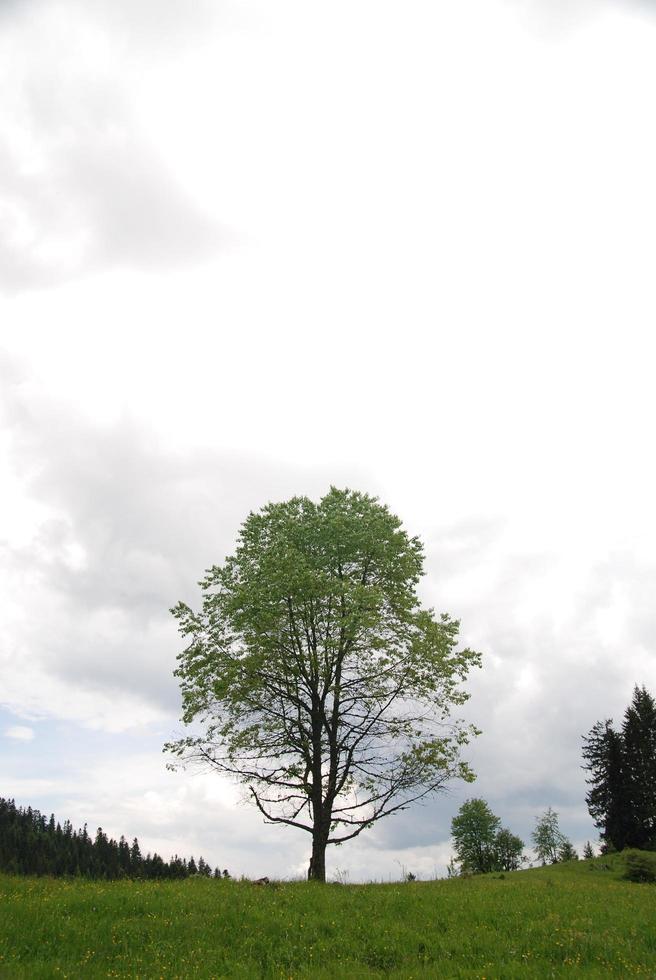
[166,487,481,880]
[531,807,574,865]
[451,798,524,874]
[0,797,218,880]
[582,685,656,851]
[451,798,500,874]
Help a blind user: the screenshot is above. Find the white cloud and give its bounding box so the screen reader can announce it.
[0,362,370,729]
[1,0,656,879]
[0,0,225,290]
[4,725,35,741]
[507,0,656,36]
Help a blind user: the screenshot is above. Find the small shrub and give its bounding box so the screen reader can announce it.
[623,850,656,883]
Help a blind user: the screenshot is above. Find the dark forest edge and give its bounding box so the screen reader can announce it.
[0,798,228,881]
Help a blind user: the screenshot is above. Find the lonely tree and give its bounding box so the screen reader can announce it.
[166,488,481,881]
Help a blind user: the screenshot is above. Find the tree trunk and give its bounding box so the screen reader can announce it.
[308,696,329,882]
[308,830,328,882]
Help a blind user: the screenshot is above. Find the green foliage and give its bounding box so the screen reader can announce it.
[452,798,500,874]
[622,687,656,849]
[166,488,481,880]
[583,686,656,852]
[623,849,656,883]
[532,807,566,865]
[445,856,458,878]
[495,827,526,871]
[558,840,579,862]
[2,857,656,977]
[0,798,207,881]
[583,841,595,860]
[451,799,524,874]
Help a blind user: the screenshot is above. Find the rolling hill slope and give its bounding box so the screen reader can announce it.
[1,853,655,978]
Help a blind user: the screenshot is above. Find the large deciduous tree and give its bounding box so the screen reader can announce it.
[165,488,481,881]
[451,798,501,874]
[494,827,526,871]
[450,798,524,874]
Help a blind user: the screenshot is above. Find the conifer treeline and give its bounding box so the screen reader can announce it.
[0,798,228,880]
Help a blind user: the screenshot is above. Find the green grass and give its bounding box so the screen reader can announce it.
[1,853,655,978]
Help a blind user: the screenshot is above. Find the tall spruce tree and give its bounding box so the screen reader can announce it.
[582,686,656,852]
[582,719,633,851]
[622,686,656,848]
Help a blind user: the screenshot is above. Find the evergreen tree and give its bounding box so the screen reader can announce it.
[118,836,131,876]
[583,841,595,860]
[582,720,633,851]
[0,797,216,881]
[582,686,656,852]
[622,686,656,848]
[130,837,142,874]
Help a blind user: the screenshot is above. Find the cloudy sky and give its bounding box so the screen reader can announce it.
[2,0,656,881]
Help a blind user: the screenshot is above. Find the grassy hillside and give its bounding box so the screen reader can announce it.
[1,853,655,978]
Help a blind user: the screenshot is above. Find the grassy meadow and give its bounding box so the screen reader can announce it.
[1,853,655,978]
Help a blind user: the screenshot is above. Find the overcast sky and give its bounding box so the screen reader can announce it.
[2,0,656,881]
